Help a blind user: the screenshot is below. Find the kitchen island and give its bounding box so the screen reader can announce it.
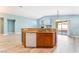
[22,28,56,48]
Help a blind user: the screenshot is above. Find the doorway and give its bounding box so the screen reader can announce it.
[7,20,15,34]
[0,18,4,34]
[55,20,69,35]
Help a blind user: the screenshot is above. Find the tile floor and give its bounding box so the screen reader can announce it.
[0,34,79,53]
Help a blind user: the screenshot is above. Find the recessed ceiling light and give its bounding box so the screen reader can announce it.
[18,6,23,8]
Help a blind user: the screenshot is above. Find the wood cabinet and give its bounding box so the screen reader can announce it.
[22,28,56,48]
[37,33,53,48]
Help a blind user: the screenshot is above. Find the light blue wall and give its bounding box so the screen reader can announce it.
[1,13,79,36]
[37,15,79,36]
[0,13,37,34]
[37,16,52,27]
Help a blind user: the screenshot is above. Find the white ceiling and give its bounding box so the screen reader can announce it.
[0,6,79,19]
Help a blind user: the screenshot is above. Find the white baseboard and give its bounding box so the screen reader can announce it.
[16,32,21,34]
[0,34,8,35]
[69,35,79,38]
[0,32,21,36]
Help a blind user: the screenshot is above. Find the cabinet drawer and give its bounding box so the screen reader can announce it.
[37,33,52,36]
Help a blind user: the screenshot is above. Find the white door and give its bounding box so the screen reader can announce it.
[26,33,36,47]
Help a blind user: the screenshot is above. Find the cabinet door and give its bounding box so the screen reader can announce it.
[37,33,53,48]
[26,33,36,47]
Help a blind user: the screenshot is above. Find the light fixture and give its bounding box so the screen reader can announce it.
[18,6,23,8]
[57,9,59,19]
